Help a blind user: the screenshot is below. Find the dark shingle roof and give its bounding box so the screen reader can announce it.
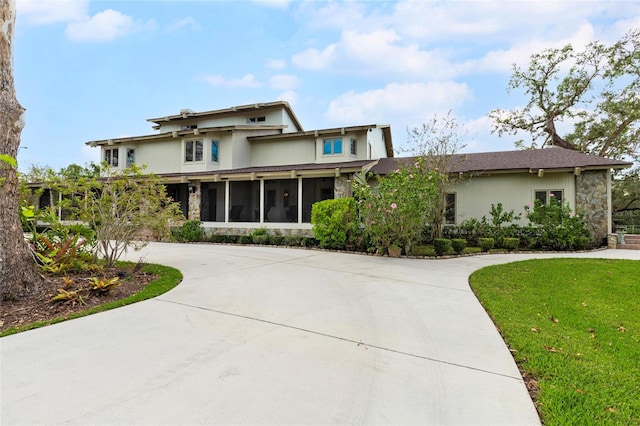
[370,148,632,175]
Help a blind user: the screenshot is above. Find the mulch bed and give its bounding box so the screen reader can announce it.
[0,266,155,333]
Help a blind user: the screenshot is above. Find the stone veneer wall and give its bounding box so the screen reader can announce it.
[334,175,352,198]
[575,170,608,243]
[188,181,201,220]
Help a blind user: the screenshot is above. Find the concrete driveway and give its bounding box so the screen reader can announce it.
[2,244,638,425]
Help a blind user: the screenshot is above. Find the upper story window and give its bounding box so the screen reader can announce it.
[323,138,342,155]
[185,139,203,162]
[350,138,357,156]
[105,148,118,167]
[535,190,563,205]
[181,124,197,130]
[247,116,266,123]
[126,149,135,167]
[211,140,219,163]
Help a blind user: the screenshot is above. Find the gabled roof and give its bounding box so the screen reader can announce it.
[370,148,632,175]
[146,101,304,132]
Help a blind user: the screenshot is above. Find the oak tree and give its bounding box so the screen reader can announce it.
[490,29,640,160]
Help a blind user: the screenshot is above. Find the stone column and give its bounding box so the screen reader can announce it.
[334,175,352,198]
[575,170,608,244]
[188,181,201,220]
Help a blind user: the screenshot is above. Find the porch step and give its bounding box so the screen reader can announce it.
[618,243,640,250]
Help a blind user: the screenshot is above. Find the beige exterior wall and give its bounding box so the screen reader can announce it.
[367,128,387,160]
[250,138,316,166]
[156,109,300,133]
[315,130,369,164]
[452,172,576,225]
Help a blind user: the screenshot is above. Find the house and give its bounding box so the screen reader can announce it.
[85,101,631,242]
[85,101,393,235]
[370,149,632,243]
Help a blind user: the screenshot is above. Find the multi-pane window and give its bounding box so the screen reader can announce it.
[185,139,203,162]
[247,116,266,123]
[445,193,456,224]
[126,148,135,167]
[323,138,343,155]
[211,140,219,163]
[535,190,563,205]
[350,138,357,155]
[105,148,118,167]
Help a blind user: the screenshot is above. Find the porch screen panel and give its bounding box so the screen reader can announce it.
[264,179,298,223]
[302,177,335,223]
[229,181,259,222]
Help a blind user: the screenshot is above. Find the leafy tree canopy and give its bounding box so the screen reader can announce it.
[490,29,639,161]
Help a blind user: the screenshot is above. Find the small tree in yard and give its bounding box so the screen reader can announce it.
[354,157,442,254]
[58,164,184,267]
[403,111,467,239]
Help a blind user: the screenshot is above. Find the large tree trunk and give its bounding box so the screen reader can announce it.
[1,0,43,300]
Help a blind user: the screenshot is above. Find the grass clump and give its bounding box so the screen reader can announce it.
[469,258,640,425]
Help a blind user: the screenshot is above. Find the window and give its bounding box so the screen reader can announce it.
[185,139,203,162]
[126,148,135,167]
[211,140,219,163]
[247,116,266,123]
[445,193,456,224]
[350,138,357,155]
[323,138,343,155]
[181,124,197,131]
[534,190,563,205]
[105,148,118,167]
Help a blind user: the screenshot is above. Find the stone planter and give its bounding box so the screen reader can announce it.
[388,245,402,258]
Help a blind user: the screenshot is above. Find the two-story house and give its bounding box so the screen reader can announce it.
[86,101,393,235]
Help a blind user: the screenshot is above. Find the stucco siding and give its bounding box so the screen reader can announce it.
[132,139,181,174]
[367,128,386,160]
[452,172,576,225]
[250,138,316,167]
[316,130,369,164]
[157,109,289,132]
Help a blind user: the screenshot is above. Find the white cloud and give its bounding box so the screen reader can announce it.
[168,17,199,32]
[252,0,292,9]
[269,74,300,90]
[17,0,88,25]
[325,81,473,124]
[277,90,297,106]
[65,9,156,43]
[291,44,337,70]
[199,73,262,88]
[266,59,287,70]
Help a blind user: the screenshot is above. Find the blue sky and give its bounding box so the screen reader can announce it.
[14,0,640,170]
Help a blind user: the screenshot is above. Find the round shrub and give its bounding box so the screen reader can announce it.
[574,236,591,250]
[238,235,252,244]
[172,220,205,242]
[478,237,495,252]
[502,237,520,252]
[433,238,452,256]
[451,238,467,255]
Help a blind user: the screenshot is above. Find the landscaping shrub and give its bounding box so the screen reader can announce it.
[311,198,360,250]
[283,235,304,246]
[238,234,252,244]
[451,238,467,254]
[574,236,591,250]
[478,237,494,252]
[251,228,270,245]
[433,238,452,256]
[172,220,205,243]
[502,237,520,252]
[524,198,589,250]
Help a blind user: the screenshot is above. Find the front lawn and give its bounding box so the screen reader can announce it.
[469,258,640,425]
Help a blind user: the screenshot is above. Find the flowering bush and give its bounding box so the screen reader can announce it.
[354,158,442,254]
[524,196,589,250]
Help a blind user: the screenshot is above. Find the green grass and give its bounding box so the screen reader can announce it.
[0,263,183,337]
[469,258,640,425]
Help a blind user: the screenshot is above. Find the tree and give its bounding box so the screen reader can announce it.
[0,0,44,300]
[612,168,640,228]
[490,29,640,160]
[56,164,184,267]
[403,111,467,238]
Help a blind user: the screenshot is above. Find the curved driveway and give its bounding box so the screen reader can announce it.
[2,243,638,425]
